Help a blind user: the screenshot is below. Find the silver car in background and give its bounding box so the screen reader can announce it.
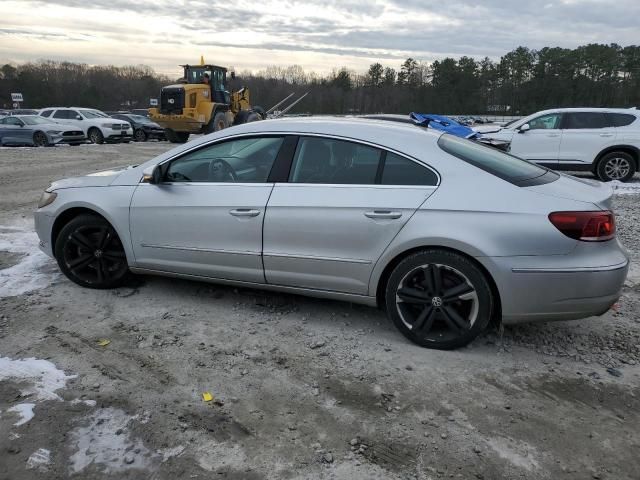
[0,115,85,146]
[34,118,629,349]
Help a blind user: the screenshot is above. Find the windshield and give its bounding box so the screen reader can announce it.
[80,109,108,119]
[502,118,521,128]
[21,116,50,125]
[438,134,558,186]
[128,114,151,123]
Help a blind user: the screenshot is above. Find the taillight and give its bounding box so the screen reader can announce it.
[548,211,616,242]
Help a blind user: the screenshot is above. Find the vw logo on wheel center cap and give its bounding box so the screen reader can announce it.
[431,297,443,307]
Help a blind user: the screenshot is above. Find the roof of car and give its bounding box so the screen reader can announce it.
[529,107,638,115]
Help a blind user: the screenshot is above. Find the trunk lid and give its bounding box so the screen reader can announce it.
[526,173,614,210]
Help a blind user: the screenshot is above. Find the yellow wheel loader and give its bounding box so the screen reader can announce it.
[149,57,265,143]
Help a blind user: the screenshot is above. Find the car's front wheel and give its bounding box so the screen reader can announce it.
[33,131,49,147]
[55,214,129,289]
[88,127,104,144]
[385,249,493,350]
[596,151,636,182]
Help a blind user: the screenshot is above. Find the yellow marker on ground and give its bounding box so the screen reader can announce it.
[96,339,111,347]
[202,392,213,402]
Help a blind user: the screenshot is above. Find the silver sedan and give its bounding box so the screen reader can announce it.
[34,118,629,349]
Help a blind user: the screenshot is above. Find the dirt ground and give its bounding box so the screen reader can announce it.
[0,141,639,480]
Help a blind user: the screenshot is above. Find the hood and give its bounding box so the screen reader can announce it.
[48,165,136,191]
[473,125,504,134]
[526,173,614,210]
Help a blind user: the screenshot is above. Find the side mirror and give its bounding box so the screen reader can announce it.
[76,115,82,120]
[230,71,236,80]
[518,123,530,133]
[142,165,162,184]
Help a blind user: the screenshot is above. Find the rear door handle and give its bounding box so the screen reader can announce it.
[599,133,614,137]
[229,209,261,217]
[364,210,402,220]
[546,134,560,137]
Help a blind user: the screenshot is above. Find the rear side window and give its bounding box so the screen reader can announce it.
[562,112,607,129]
[438,134,558,186]
[381,152,438,186]
[607,113,637,127]
[40,110,53,117]
[289,137,381,184]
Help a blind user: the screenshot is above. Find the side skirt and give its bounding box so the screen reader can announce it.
[129,267,379,307]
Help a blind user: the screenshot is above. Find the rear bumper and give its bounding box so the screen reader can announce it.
[482,244,629,324]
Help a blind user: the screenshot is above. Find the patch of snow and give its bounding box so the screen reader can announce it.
[196,441,247,471]
[7,403,35,426]
[26,448,51,471]
[610,180,640,195]
[70,398,97,407]
[69,407,157,473]
[0,357,75,401]
[157,445,185,462]
[487,437,540,471]
[0,225,59,297]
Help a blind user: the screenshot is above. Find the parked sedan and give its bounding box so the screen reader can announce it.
[34,118,629,349]
[110,113,165,142]
[0,115,85,146]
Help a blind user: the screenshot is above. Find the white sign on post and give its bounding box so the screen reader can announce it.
[11,93,23,102]
[150,98,158,106]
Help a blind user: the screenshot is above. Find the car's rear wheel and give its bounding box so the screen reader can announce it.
[55,214,129,289]
[88,127,104,144]
[596,151,636,182]
[134,129,147,142]
[33,131,49,147]
[385,249,493,350]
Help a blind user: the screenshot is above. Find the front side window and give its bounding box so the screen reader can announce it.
[381,152,438,186]
[438,134,557,186]
[528,113,562,130]
[80,109,107,119]
[53,110,76,120]
[562,112,607,129]
[40,110,53,117]
[2,117,23,126]
[165,136,284,183]
[289,137,381,184]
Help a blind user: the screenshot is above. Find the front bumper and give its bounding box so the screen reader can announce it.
[58,134,86,145]
[34,210,55,258]
[105,130,133,142]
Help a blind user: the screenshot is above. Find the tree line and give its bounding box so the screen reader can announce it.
[1,43,639,116]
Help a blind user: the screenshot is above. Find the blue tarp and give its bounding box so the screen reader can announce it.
[409,112,479,139]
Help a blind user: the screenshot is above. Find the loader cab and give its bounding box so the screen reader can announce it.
[182,64,229,104]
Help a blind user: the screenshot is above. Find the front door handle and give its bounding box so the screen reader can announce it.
[599,133,614,137]
[364,210,402,220]
[546,134,560,137]
[229,209,261,217]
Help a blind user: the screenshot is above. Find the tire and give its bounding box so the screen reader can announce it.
[88,127,104,144]
[175,132,190,143]
[55,214,129,289]
[33,131,49,147]
[134,129,147,142]
[252,105,266,120]
[384,249,493,350]
[596,151,636,182]
[212,111,229,132]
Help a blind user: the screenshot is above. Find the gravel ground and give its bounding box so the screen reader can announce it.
[0,142,638,480]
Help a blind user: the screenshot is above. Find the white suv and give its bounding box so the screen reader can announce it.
[38,107,133,144]
[480,108,640,182]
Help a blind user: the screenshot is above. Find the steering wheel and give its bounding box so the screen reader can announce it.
[208,158,238,182]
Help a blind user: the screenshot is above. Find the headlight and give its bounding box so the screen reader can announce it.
[47,130,62,135]
[102,123,113,128]
[38,191,57,208]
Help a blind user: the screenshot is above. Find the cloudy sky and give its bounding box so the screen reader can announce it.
[1,0,638,77]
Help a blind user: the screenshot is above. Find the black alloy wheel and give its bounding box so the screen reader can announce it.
[385,250,493,350]
[134,129,147,142]
[33,131,49,147]
[55,215,129,289]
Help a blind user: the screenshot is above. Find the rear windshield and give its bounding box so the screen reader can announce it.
[438,134,558,186]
